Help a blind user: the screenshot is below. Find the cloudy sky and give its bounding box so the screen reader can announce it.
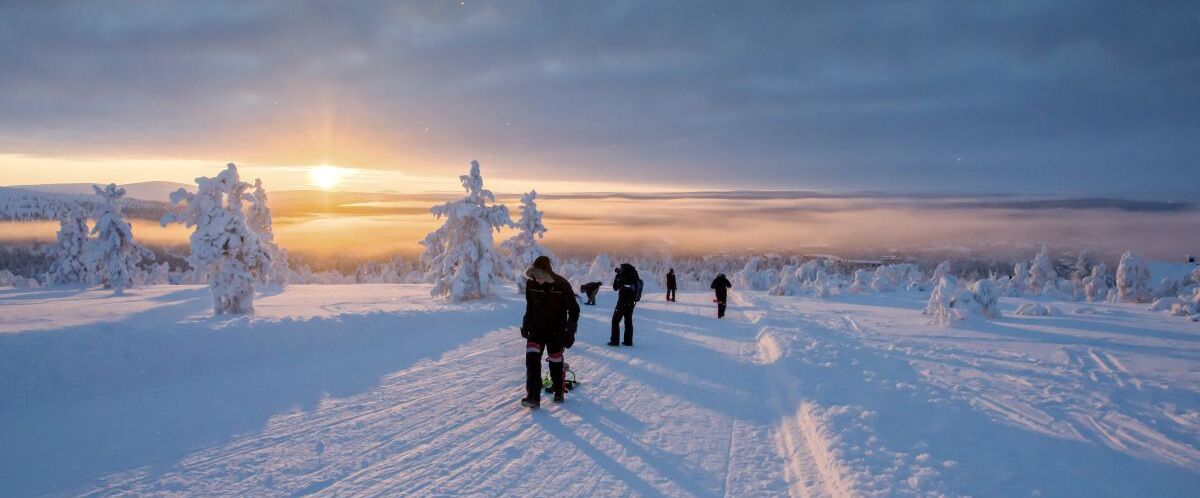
[1,1,1198,194]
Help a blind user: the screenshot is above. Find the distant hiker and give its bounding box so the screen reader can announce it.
[520,256,580,408]
[610,263,643,346]
[666,268,677,302]
[711,273,732,319]
[580,281,602,305]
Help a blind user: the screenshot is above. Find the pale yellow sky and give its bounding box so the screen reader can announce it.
[0,153,689,194]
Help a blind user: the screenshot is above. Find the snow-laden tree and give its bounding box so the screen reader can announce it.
[926,276,961,325]
[1115,251,1151,303]
[246,178,290,285]
[870,263,923,292]
[84,184,154,294]
[964,278,1002,318]
[1028,245,1057,294]
[44,203,91,285]
[165,164,273,315]
[420,160,514,301]
[500,190,551,290]
[583,253,614,284]
[1082,263,1110,302]
[931,260,952,285]
[1008,261,1029,296]
[1070,252,1092,282]
[735,256,780,291]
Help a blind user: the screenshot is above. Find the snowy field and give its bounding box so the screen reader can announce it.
[2,284,1199,497]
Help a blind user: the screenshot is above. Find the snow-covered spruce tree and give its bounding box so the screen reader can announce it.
[165,164,273,315]
[925,276,962,325]
[931,260,952,286]
[500,190,551,291]
[246,178,290,285]
[1082,263,1110,302]
[420,160,514,301]
[45,203,91,285]
[84,184,154,294]
[1115,250,1151,303]
[1028,245,1057,295]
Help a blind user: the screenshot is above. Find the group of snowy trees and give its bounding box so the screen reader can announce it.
[37,184,156,293]
[419,160,552,301]
[16,163,288,315]
[163,164,276,315]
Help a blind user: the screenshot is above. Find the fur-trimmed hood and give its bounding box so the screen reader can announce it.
[525,266,557,285]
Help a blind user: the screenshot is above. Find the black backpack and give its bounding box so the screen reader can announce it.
[631,278,644,303]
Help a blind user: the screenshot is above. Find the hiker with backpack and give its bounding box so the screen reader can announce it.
[520,256,580,408]
[711,273,732,318]
[609,263,643,346]
[666,268,677,302]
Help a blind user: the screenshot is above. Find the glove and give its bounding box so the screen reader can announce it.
[520,326,529,339]
[563,322,577,348]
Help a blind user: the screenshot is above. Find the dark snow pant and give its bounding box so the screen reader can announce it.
[525,338,564,403]
[717,301,727,318]
[666,288,676,302]
[586,288,598,305]
[611,303,635,345]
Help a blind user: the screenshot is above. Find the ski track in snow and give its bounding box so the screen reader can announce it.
[3,284,1200,497]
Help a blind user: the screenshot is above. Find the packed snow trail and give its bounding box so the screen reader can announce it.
[3,284,1200,497]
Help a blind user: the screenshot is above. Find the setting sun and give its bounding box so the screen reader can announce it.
[308,165,346,190]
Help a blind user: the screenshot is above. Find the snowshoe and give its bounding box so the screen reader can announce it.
[542,363,579,393]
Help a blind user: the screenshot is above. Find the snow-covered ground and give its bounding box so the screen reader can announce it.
[2,284,1199,497]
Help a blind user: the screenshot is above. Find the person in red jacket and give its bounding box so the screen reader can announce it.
[520,256,580,408]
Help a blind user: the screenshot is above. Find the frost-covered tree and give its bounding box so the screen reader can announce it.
[1082,263,1110,302]
[84,184,153,294]
[45,203,91,285]
[926,276,961,325]
[931,260,952,285]
[964,278,1002,318]
[165,164,273,315]
[735,256,780,291]
[420,160,514,301]
[1028,245,1057,295]
[1115,250,1151,303]
[1008,261,1029,296]
[500,190,551,290]
[1070,252,1092,282]
[246,178,290,285]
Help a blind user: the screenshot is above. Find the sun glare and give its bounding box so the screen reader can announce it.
[309,165,345,190]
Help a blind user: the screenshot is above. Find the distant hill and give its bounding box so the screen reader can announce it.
[7,181,192,202]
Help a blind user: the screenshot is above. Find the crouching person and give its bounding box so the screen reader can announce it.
[521,256,580,408]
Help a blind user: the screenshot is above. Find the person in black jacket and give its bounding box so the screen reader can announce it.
[666,268,677,302]
[711,273,732,318]
[521,256,580,408]
[609,263,640,346]
[579,281,601,305]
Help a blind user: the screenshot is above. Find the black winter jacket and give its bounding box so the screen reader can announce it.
[613,263,641,306]
[522,267,581,346]
[666,271,677,290]
[711,275,732,301]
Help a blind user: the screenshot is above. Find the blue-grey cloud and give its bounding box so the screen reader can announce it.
[1,1,1198,194]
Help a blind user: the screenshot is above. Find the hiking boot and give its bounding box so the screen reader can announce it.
[622,341,633,346]
[553,393,565,403]
[607,341,620,346]
[520,398,540,409]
